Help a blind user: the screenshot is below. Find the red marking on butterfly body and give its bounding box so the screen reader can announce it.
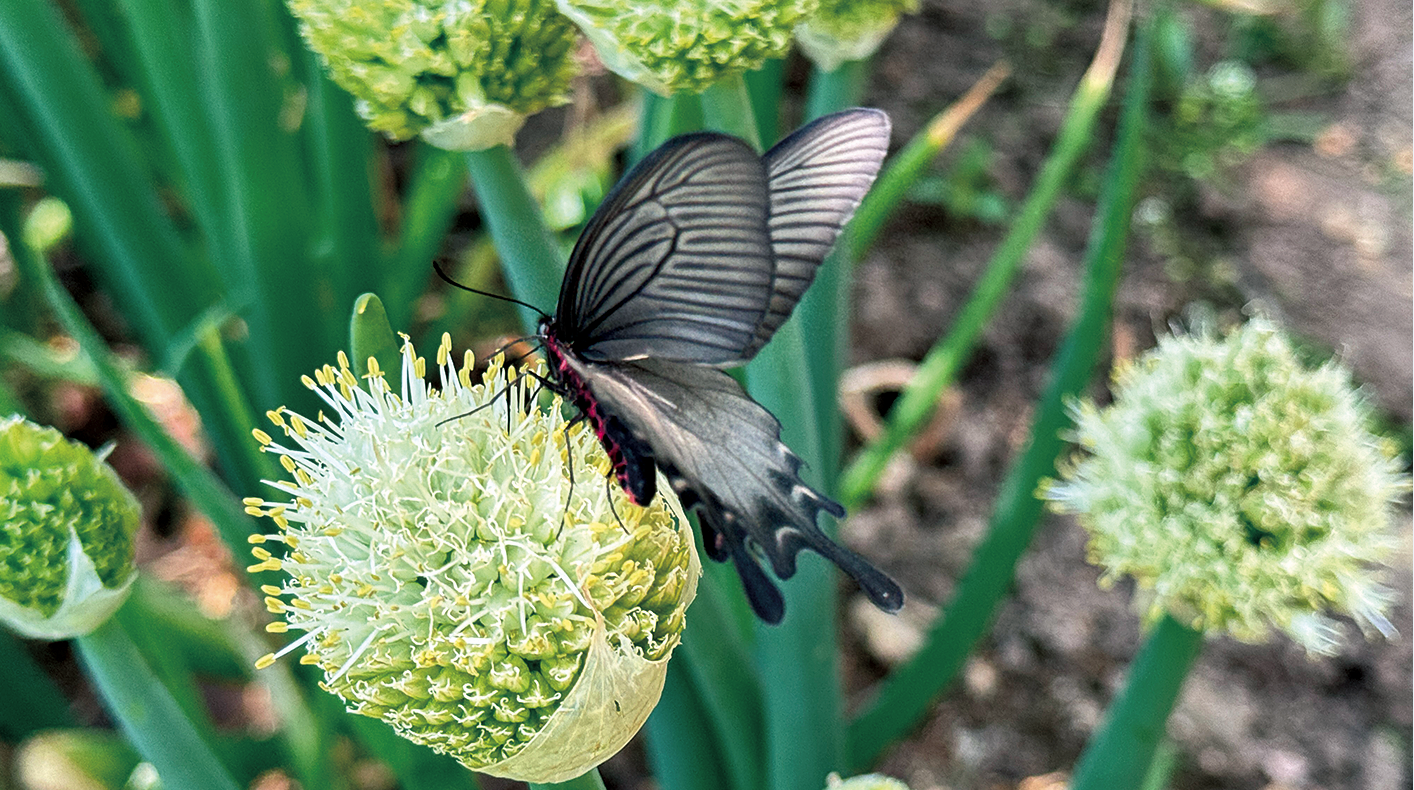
[542,335,654,506]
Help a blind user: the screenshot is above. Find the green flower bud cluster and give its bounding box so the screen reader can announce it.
[796,0,918,72]
[1045,317,1406,655]
[287,0,580,146]
[246,336,697,782]
[0,415,139,639]
[557,0,817,95]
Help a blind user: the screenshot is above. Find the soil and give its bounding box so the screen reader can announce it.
[832,0,1413,788]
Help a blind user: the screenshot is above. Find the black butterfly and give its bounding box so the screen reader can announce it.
[491,109,903,624]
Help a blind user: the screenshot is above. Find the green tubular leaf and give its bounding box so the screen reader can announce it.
[679,571,767,790]
[1070,616,1204,790]
[464,145,565,330]
[838,3,1130,509]
[385,145,467,329]
[350,294,402,380]
[301,53,385,313]
[75,614,245,790]
[633,91,705,165]
[805,59,869,123]
[700,75,844,790]
[744,321,843,790]
[0,629,77,740]
[190,0,328,407]
[0,0,217,348]
[113,591,216,745]
[645,662,735,790]
[845,8,1147,767]
[108,0,227,257]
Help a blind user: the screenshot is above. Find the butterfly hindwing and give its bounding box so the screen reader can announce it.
[556,132,776,365]
[565,355,904,623]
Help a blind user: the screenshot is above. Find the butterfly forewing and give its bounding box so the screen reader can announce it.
[741,108,891,359]
[557,133,775,365]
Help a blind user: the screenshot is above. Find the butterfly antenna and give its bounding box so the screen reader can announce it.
[433,259,549,320]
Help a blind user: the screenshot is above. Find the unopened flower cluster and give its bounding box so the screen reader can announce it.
[556,0,816,94]
[0,416,138,639]
[246,337,697,781]
[287,0,579,145]
[1046,318,1406,655]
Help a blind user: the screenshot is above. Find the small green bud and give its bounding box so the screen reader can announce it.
[796,0,918,72]
[249,335,698,782]
[556,0,817,95]
[1045,317,1408,655]
[0,416,139,640]
[287,0,580,147]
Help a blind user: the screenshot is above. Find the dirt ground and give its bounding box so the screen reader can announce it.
[833,0,1413,788]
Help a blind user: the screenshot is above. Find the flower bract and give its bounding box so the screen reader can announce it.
[1045,317,1407,655]
[246,336,698,781]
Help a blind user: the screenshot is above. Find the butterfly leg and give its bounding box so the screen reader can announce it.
[553,411,588,541]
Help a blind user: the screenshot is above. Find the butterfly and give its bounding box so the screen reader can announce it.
[482,109,904,624]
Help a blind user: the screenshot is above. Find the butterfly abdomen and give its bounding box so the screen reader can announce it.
[543,333,658,506]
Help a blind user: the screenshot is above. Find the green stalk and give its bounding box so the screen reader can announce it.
[1070,615,1205,790]
[75,614,244,790]
[109,0,226,256]
[846,3,1146,767]
[464,145,565,329]
[678,572,767,790]
[746,323,841,790]
[838,0,1133,509]
[0,629,76,740]
[804,59,869,122]
[634,91,706,163]
[792,58,873,493]
[531,768,607,790]
[301,52,384,311]
[701,75,763,150]
[386,145,467,328]
[744,59,786,145]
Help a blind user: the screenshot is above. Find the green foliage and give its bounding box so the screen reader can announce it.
[905,140,1010,225]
